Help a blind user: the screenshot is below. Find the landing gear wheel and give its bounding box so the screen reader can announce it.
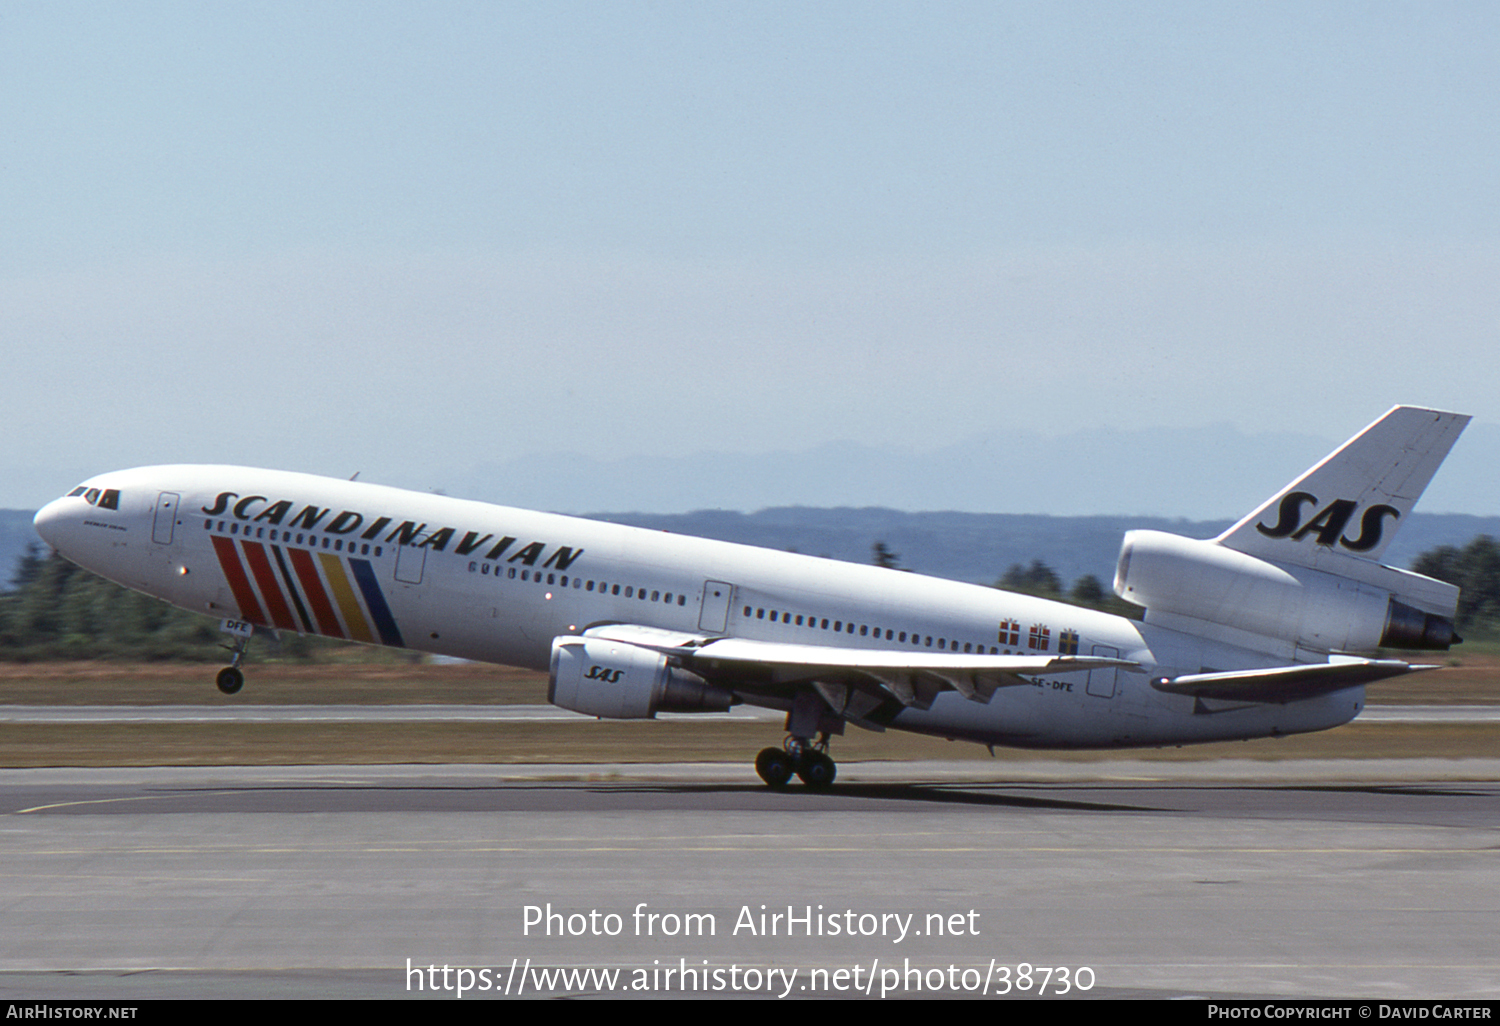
[755,747,795,788]
[216,666,244,695]
[796,750,837,790]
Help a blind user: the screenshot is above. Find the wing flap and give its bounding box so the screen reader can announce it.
[687,637,1135,708]
[578,624,1137,710]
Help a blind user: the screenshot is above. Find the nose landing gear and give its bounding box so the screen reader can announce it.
[215,619,254,695]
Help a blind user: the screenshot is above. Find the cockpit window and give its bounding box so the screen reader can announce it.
[69,486,120,510]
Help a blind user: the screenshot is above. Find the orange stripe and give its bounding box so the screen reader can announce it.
[211,535,265,626]
[289,547,344,638]
[241,541,296,631]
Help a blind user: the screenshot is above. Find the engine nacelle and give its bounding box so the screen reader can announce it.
[1114,530,1458,654]
[548,636,734,718]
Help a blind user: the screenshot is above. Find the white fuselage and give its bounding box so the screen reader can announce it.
[33,465,1363,750]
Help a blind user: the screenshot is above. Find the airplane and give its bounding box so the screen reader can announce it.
[32,405,1468,788]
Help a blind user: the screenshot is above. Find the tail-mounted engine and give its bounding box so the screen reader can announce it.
[548,636,734,719]
[1114,530,1459,655]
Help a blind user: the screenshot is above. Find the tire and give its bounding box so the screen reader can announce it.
[216,666,244,695]
[796,751,837,790]
[755,747,794,788]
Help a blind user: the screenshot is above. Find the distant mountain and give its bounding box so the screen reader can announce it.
[582,508,1500,589]
[446,419,1500,522]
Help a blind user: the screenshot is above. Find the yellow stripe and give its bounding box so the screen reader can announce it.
[318,552,376,644]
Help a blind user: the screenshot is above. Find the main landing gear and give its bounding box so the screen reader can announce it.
[755,733,837,790]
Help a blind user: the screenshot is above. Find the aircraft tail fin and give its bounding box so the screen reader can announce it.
[1216,406,1469,567]
[1115,406,1469,657]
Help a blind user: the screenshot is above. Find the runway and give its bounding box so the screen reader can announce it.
[0,703,1492,723]
[1,762,1498,1000]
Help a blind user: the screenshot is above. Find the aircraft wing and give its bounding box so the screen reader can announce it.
[1150,657,1435,704]
[581,623,1136,712]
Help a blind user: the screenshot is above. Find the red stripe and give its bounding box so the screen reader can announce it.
[287,547,344,638]
[240,541,297,631]
[211,535,266,626]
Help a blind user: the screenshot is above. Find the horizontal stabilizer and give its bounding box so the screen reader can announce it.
[1150,658,1435,703]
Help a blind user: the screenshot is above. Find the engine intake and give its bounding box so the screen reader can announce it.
[548,636,733,718]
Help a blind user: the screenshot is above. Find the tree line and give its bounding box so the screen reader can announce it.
[881,537,1500,637]
[2,537,1497,662]
[0,546,334,662]
[1410,535,1500,637]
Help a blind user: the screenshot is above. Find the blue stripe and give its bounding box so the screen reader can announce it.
[349,558,405,648]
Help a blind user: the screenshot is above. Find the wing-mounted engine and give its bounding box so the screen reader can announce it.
[548,635,734,719]
[1114,529,1459,656]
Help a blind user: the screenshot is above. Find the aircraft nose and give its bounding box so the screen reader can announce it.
[33,497,73,553]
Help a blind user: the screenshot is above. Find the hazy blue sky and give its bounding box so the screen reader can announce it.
[4,2,1496,513]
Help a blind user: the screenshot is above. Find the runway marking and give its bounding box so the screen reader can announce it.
[13,791,240,815]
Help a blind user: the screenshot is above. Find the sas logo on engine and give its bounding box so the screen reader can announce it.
[1255,492,1399,552]
[585,665,626,683]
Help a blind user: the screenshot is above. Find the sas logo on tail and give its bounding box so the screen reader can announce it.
[1255,492,1399,552]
